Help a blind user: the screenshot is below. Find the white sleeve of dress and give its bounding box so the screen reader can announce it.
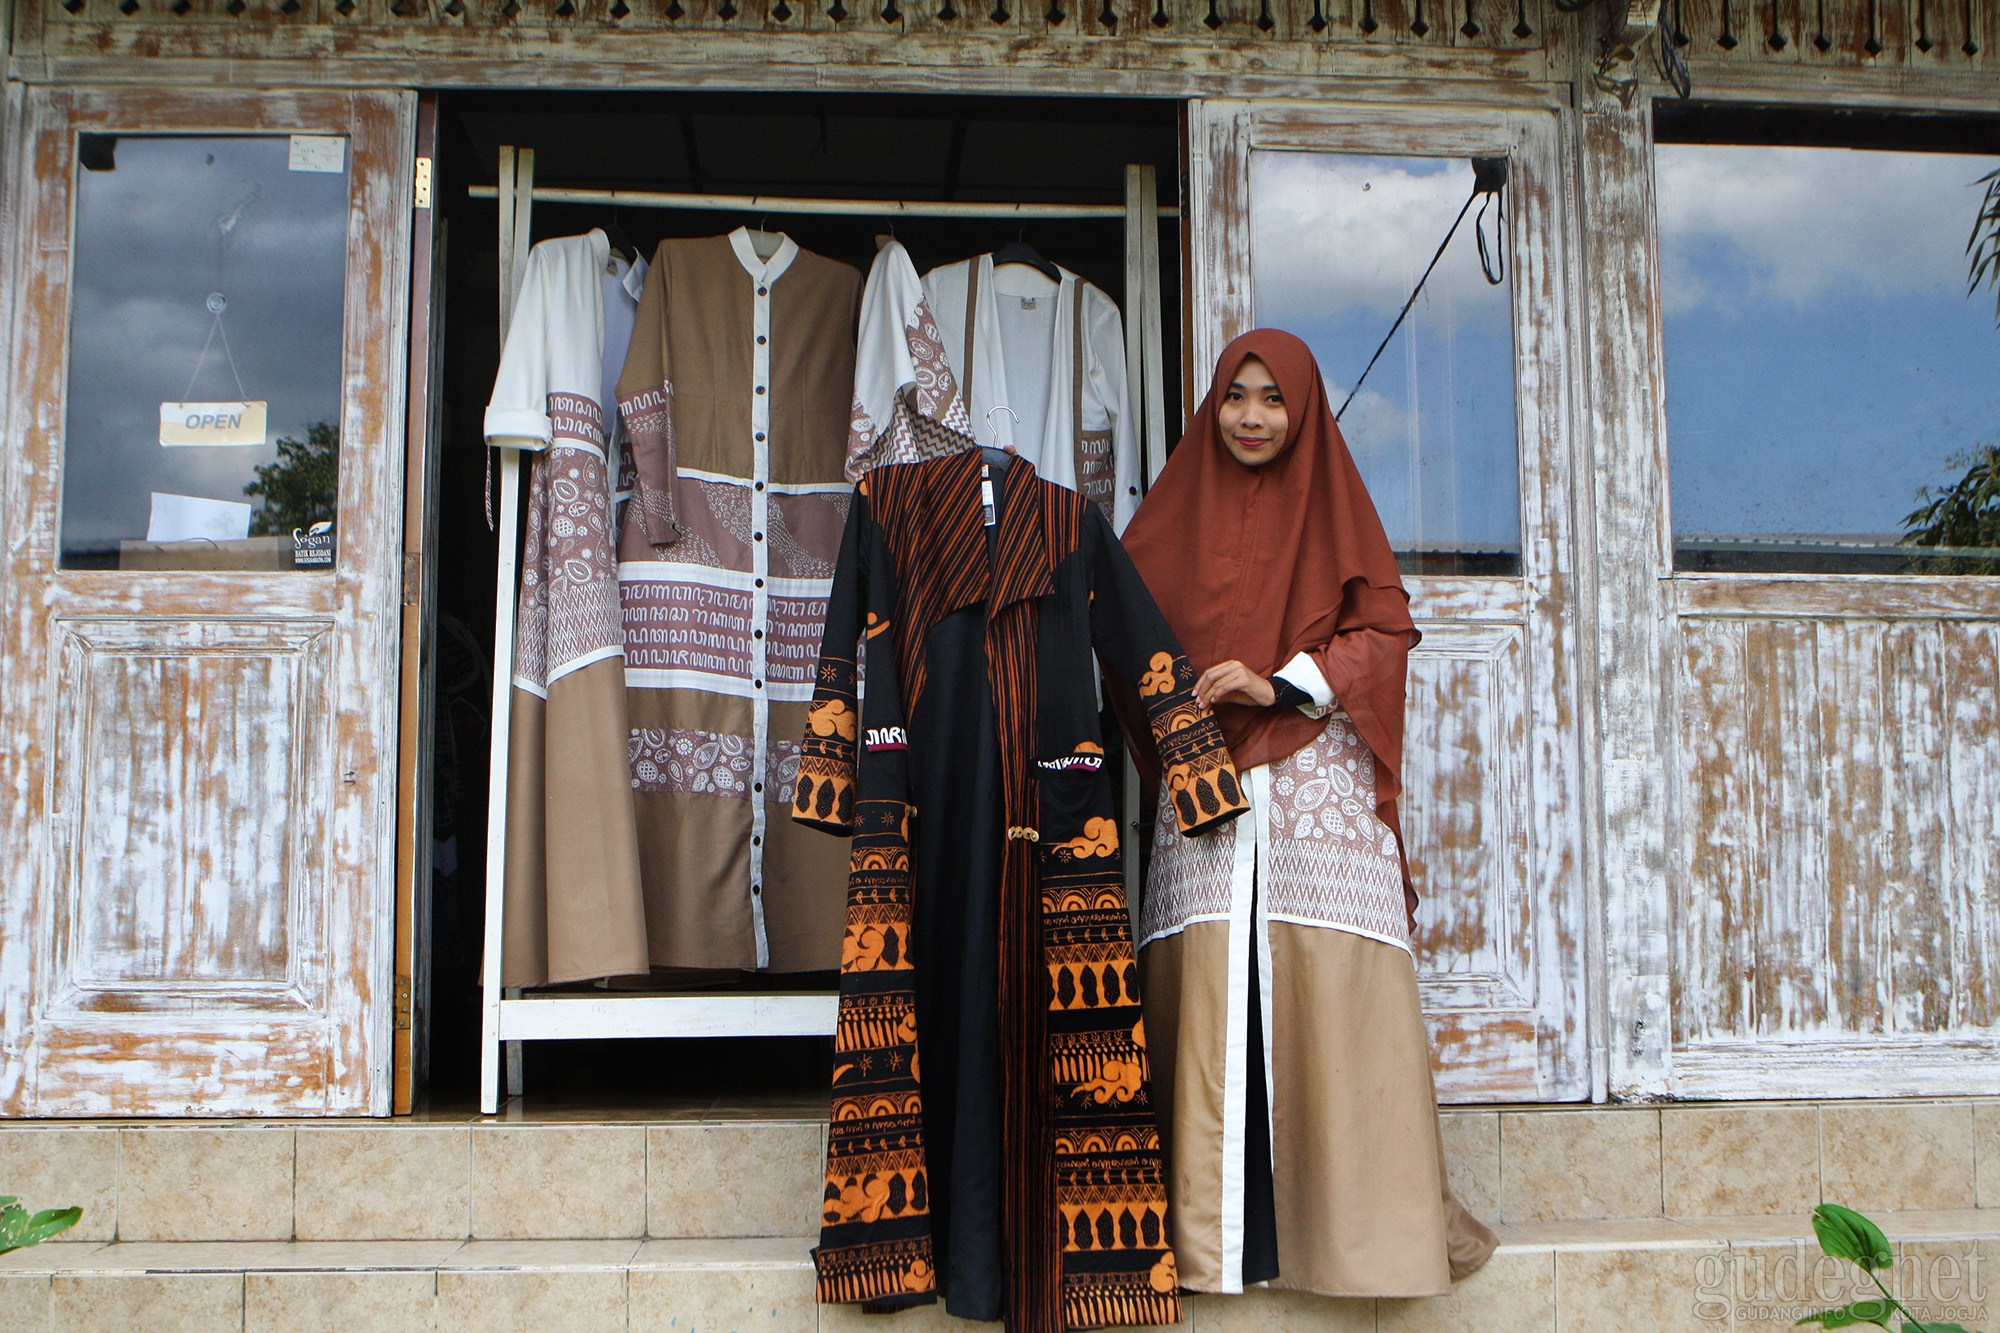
[484,245,556,450]
[1273,650,1337,717]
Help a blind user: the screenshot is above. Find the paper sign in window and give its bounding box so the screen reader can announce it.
[159,400,267,447]
[287,136,346,173]
[146,492,253,543]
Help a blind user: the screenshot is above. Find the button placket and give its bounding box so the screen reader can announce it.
[747,257,774,968]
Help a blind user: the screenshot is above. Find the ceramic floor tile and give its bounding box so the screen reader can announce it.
[0,1243,112,1274]
[469,1126,645,1239]
[440,1239,643,1269]
[627,1261,816,1333]
[294,1126,472,1241]
[245,1269,439,1333]
[50,1271,246,1333]
[0,1272,52,1333]
[59,1241,291,1272]
[1378,1248,1554,1333]
[1500,1109,1663,1222]
[1187,1287,1371,1333]
[1494,1218,1723,1250]
[646,1123,824,1239]
[1662,1104,1822,1218]
[1554,1244,1730,1333]
[1978,1104,2000,1210]
[117,1126,296,1242]
[0,1128,120,1243]
[819,1300,1005,1333]
[436,1268,629,1333]
[1822,1104,1978,1214]
[1440,1112,1502,1222]
[260,1240,468,1269]
[627,1237,815,1268]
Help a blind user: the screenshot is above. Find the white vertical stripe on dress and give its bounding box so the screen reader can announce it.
[1217,762,1262,1294]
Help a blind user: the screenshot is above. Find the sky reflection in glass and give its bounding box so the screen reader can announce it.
[1251,151,1521,569]
[1658,143,2000,565]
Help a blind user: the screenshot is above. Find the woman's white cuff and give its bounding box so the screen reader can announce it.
[1274,652,1336,717]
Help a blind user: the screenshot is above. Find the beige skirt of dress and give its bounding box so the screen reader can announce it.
[1141,919,1496,1298]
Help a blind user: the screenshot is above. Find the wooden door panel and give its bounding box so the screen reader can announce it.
[1187,98,1586,1102]
[48,617,333,1011]
[1670,580,2000,1096]
[1406,622,1531,1001]
[0,87,413,1116]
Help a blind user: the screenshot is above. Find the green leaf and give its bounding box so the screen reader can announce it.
[0,1202,81,1256]
[1797,1299,1897,1328]
[1814,1205,1895,1271]
[19,1208,82,1246]
[1902,1323,1979,1333]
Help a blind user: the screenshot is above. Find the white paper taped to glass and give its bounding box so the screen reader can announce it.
[146,492,253,544]
[288,135,346,174]
[159,400,267,447]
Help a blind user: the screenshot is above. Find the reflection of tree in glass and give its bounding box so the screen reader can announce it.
[1969,167,2000,323]
[1902,444,2000,575]
[244,421,337,536]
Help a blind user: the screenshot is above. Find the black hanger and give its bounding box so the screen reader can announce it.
[601,215,641,265]
[990,240,1060,285]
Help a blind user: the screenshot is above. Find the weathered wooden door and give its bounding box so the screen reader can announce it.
[1185,98,1587,1102]
[0,88,415,1115]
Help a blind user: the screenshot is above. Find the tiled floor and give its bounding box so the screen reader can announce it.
[3,1213,1995,1333]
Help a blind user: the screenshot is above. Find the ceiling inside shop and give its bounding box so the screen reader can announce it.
[443,92,1181,205]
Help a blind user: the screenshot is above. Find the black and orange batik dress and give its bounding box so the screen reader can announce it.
[790,448,1248,1333]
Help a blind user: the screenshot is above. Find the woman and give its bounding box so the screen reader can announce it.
[1121,329,1496,1298]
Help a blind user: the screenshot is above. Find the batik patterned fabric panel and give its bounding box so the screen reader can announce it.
[1139,650,1248,836]
[794,644,859,834]
[814,792,934,1306]
[1040,803,1182,1328]
[1264,716,1410,948]
[513,393,624,694]
[846,290,977,481]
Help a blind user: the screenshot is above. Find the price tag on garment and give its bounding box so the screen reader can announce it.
[981,466,997,527]
[159,401,267,447]
[288,135,346,173]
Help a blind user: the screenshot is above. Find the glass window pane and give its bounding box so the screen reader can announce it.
[1659,142,2000,574]
[60,134,349,571]
[1251,151,1522,575]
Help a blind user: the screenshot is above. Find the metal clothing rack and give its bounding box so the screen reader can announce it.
[479,146,1174,1114]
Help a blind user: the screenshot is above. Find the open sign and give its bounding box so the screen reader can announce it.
[159,401,267,447]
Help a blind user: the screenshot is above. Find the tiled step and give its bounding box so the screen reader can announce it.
[3,1213,1995,1333]
[0,1099,1995,1245]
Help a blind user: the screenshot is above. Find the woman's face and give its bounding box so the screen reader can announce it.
[1217,356,1292,468]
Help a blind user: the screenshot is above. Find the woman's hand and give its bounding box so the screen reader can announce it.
[1193,660,1276,710]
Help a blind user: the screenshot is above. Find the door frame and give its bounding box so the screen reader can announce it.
[0,86,416,1116]
[1184,95,1594,1102]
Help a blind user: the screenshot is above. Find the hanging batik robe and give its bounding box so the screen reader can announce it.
[1139,643,1498,1298]
[846,239,977,477]
[922,256,1140,532]
[791,449,1248,1333]
[487,229,651,986]
[614,229,861,971]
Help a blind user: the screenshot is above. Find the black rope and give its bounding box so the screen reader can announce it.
[1337,183,1483,422]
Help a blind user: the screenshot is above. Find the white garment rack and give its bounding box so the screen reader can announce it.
[479,147,1173,1113]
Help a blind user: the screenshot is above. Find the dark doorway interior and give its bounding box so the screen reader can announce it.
[422,89,1182,1107]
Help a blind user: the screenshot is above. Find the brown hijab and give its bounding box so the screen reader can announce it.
[1124,329,1422,912]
